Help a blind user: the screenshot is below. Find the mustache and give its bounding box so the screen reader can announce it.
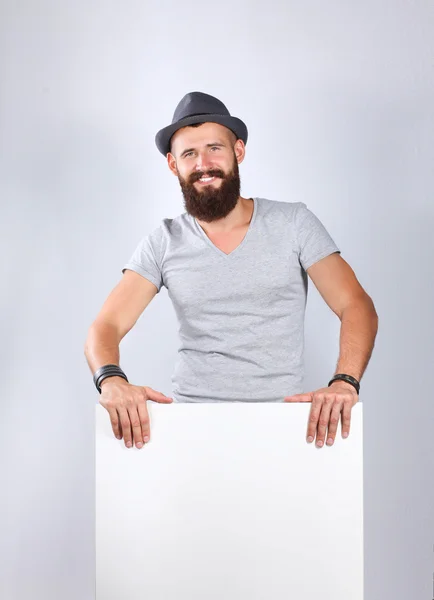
[189,169,225,183]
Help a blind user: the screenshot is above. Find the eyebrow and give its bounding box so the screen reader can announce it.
[180,142,226,158]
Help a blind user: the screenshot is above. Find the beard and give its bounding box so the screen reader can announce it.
[177,156,241,223]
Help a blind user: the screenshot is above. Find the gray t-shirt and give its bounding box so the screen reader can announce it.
[122,197,340,403]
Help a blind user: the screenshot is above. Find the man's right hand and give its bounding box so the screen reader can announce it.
[98,377,173,448]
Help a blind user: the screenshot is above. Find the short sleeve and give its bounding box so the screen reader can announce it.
[294,202,341,271]
[121,228,163,292]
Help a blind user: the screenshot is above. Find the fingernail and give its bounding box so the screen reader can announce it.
[307,436,314,443]
[343,432,349,438]
[126,441,132,448]
[327,438,334,445]
[143,436,150,443]
[316,440,323,447]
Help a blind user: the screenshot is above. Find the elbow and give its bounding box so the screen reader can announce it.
[363,295,380,335]
[342,293,379,324]
[366,294,379,324]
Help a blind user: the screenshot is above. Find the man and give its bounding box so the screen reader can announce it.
[84,91,378,451]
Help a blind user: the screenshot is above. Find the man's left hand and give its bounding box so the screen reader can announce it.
[283,382,359,447]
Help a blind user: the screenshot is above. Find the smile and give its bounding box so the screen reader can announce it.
[197,176,217,185]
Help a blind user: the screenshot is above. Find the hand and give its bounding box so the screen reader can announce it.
[99,377,173,449]
[283,381,359,448]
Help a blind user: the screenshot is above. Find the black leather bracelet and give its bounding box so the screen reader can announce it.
[328,373,360,394]
[93,364,128,394]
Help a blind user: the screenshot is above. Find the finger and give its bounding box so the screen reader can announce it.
[315,395,334,447]
[107,407,122,440]
[341,400,352,439]
[284,393,312,402]
[137,401,151,443]
[118,406,133,448]
[306,396,322,442]
[156,393,173,403]
[144,387,173,403]
[326,401,343,446]
[126,404,144,449]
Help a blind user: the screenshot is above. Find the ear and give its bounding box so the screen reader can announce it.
[167,152,178,176]
[234,139,246,165]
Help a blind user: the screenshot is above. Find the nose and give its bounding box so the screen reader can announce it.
[194,150,214,172]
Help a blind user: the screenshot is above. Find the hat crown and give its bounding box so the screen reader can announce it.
[172,91,230,124]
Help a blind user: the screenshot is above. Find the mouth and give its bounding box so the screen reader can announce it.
[196,176,219,185]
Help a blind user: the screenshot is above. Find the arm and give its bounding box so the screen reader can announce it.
[84,269,159,387]
[84,322,126,389]
[306,253,379,389]
[330,298,378,389]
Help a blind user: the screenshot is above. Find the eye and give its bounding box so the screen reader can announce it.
[210,146,220,151]
[184,152,194,158]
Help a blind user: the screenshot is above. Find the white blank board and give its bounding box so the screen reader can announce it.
[96,402,363,600]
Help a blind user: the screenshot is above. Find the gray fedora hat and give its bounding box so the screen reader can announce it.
[155,91,248,155]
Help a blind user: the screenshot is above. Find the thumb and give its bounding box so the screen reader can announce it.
[143,386,173,403]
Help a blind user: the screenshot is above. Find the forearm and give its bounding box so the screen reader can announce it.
[333,298,379,382]
[84,322,122,384]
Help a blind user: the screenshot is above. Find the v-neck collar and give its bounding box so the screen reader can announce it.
[192,197,259,258]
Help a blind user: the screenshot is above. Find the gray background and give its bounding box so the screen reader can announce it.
[1,1,433,599]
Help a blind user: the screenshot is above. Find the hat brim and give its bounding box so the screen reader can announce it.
[155,114,248,155]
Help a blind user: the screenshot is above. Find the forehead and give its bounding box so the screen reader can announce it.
[171,122,232,154]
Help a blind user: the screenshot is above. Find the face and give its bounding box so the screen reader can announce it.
[167,122,245,223]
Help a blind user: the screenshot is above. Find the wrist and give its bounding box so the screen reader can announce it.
[329,379,358,393]
[100,375,129,389]
[93,364,129,394]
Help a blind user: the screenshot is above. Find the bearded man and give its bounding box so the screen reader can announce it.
[85,91,378,451]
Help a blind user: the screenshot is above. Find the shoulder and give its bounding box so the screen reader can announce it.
[257,197,306,221]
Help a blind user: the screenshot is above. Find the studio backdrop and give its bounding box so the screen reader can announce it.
[1,1,433,599]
